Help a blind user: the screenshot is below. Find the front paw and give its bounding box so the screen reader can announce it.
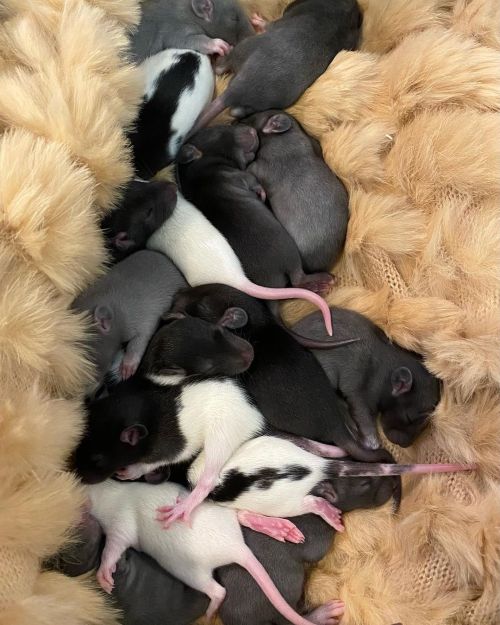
[206,38,232,57]
[96,564,116,594]
[156,498,192,528]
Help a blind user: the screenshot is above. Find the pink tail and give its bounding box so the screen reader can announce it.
[187,95,228,139]
[330,461,477,477]
[239,548,315,625]
[241,280,333,336]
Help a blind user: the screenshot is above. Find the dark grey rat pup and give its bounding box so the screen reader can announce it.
[130,0,254,63]
[72,250,187,388]
[242,110,349,273]
[101,180,177,262]
[293,308,441,448]
[191,0,362,130]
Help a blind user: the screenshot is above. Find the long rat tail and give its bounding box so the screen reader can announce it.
[237,547,315,625]
[241,279,333,336]
[327,461,477,478]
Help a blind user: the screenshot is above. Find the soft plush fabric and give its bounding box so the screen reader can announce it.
[1,0,499,624]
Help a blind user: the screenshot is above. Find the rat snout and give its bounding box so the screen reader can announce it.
[239,344,255,370]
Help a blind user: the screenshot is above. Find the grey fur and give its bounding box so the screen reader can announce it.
[72,250,187,390]
[130,0,253,62]
[243,110,349,273]
[192,0,361,130]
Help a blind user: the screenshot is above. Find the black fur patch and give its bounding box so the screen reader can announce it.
[130,52,201,178]
[211,464,311,502]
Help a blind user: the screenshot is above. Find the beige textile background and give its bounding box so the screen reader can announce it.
[1,0,499,624]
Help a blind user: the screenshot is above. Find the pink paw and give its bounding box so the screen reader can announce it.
[96,564,116,594]
[308,600,345,625]
[251,13,267,33]
[120,356,139,381]
[207,38,232,57]
[237,511,305,544]
[156,498,192,528]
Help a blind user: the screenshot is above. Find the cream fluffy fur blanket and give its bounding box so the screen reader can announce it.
[0,1,499,624]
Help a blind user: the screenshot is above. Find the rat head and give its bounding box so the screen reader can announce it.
[242,110,297,137]
[178,125,259,170]
[317,474,399,513]
[85,304,122,386]
[101,180,177,260]
[140,313,254,379]
[190,0,254,46]
[171,284,270,331]
[73,393,153,484]
[378,364,441,447]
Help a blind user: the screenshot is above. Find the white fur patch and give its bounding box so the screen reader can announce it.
[189,436,327,518]
[147,372,186,386]
[176,379,265,466]
[147,193,248,288]
[140,49,215,159]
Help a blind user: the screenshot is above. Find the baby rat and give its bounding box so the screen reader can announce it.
[242,111,349,273]
[131,49,215,178]
[187,436,472,532]
[88,479,342,625]
[191,0,361,130]
[130,0,254,63]
[101,179,177,263]
[170,284,394,459]
[72,250,187,387]
[176,124,337,328]
[293,309,442,448]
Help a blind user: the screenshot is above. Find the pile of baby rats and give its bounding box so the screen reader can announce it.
[53,2,475,624]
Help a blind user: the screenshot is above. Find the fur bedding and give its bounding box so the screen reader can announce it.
[1,0,499,624]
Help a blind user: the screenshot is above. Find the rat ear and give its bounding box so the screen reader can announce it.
[177,144,203,164]
[120,424,149,446]
[94,305,113,334]
[391,367,413,396]
[191,0,214,21]
[218,307,248,330]
[262,114,292,135]
[161,311,186,323]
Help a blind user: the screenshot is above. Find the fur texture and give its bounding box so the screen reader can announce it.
[1,0,499,624]
[0,0,140,622]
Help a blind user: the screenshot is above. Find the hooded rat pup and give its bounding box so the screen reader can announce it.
[191,0,361,131]
[186,436,473,531]
[241,111,349,273]
[131,49,215,178]
[170,284,394,458]
[130,0,254,62]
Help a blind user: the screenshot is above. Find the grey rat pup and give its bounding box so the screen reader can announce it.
[131,0,254,62]
[191,0,361,130]
[242,110,349,273]
[293,308,441,449]
[72,250,187,390]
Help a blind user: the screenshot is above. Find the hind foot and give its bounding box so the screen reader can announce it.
[307,600,345,625]
[303,495,344,532]
[237,510,304,544]
[297,272,335,295]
